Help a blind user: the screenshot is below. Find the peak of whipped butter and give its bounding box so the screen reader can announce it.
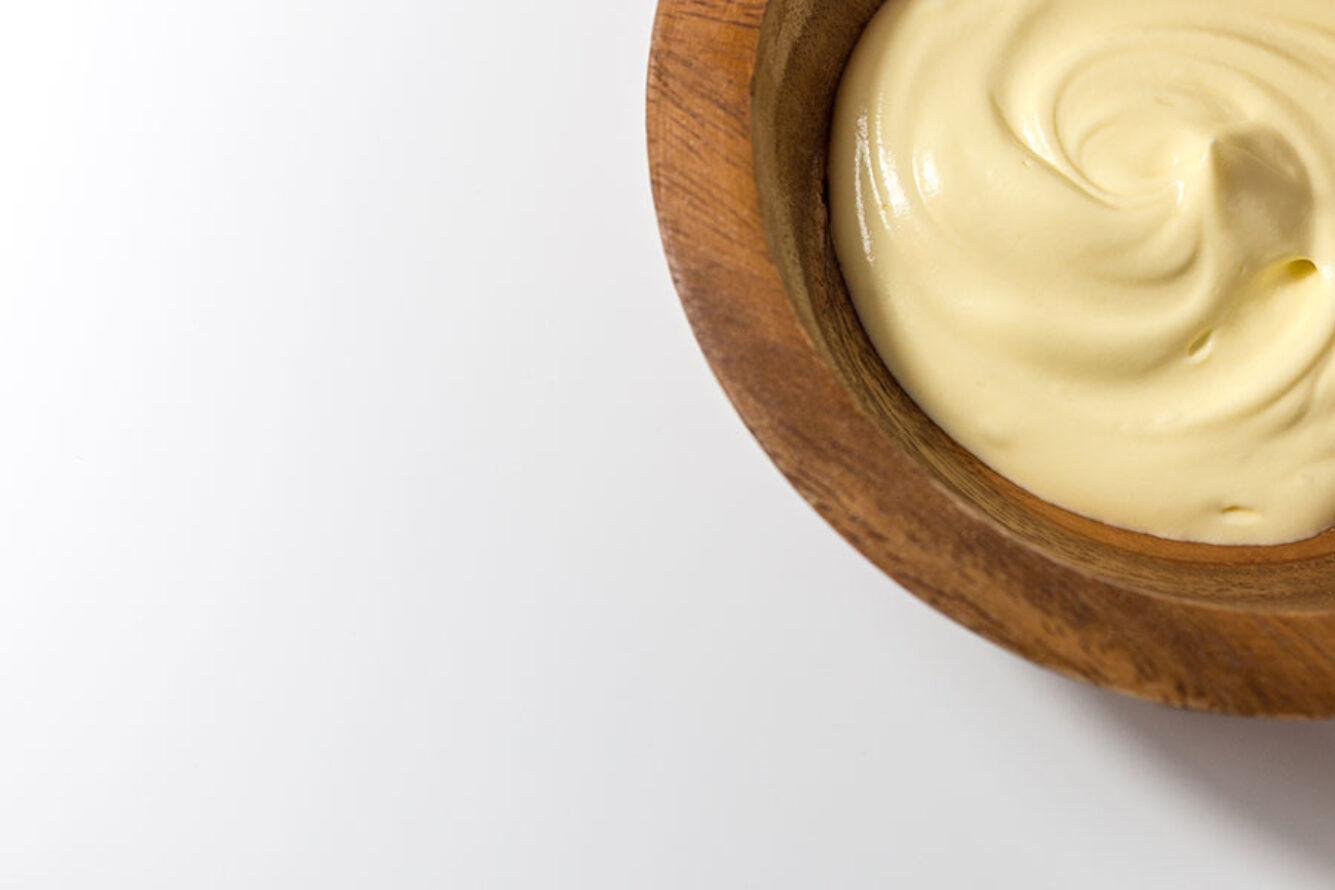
[830,0,1335,544]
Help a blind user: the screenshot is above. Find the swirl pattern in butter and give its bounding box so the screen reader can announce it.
[831,0,1335,543]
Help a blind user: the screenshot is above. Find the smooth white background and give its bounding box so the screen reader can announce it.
[0,1,1332,887]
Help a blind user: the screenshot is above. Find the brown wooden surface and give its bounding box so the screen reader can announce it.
[647,0,1335,716]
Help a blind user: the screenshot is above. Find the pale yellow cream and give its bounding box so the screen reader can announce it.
[831,0,1335,544]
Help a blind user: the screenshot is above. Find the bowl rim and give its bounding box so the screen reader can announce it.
[647,0,1335,717]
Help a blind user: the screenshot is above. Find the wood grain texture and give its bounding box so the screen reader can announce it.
[648,0,1335,716]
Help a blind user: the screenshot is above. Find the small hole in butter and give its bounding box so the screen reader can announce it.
[1187,329,1215,362]
[1286,257,1318,278]
[1221,506,1262,525]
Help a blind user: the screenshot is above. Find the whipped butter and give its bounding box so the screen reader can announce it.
[830,0,1335,544]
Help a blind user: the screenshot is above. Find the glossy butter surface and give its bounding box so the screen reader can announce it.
[831,0,1335,544]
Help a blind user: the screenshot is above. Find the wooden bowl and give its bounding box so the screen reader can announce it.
[647,0,1335,716]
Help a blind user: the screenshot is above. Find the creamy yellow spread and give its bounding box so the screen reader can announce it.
[830,0,1335,544]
